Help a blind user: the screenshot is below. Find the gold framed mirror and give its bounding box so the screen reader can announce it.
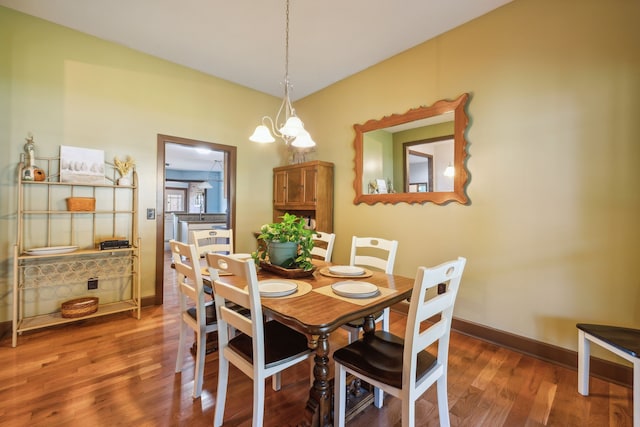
[353,93,469,205]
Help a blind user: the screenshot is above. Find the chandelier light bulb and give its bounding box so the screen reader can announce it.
[249,125,276,143]
[444,163,455,177]
[279,116,304,137]
[291,129,316,148]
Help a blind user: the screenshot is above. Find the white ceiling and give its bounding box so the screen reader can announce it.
[0,0,512,100]
[165,142,224,171]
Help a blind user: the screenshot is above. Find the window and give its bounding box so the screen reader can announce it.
[166,188,186,212]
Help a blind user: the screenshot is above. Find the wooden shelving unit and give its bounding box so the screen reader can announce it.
[12,156,141,347]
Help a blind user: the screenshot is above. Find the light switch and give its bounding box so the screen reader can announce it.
[147,208,156,220]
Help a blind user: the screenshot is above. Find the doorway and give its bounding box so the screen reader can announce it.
[155,134,237,304]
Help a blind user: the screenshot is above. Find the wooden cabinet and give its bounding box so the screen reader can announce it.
[273,161,334,232]
[12,156,141,347]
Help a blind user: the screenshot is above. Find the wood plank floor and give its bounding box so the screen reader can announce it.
[0,253,633,426]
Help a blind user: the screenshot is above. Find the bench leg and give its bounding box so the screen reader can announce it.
[634,359,639,427]
[578,330,590,396]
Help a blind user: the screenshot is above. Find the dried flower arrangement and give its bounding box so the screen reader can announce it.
[114,156,135,177]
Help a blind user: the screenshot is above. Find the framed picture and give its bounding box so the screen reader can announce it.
[60,146,105,184]
[376,178,388,194]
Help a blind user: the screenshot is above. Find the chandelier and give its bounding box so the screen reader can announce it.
[249,0,316,148]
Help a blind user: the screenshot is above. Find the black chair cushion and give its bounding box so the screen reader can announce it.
[228,320,310,368]
[577,323,640,358]
[186,303,217,325]
[333,330,437,389]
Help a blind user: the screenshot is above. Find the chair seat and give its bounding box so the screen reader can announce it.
[229,320,310,368]
[333,330,437,389]
[577,323,640,358]
[186,304,217,325]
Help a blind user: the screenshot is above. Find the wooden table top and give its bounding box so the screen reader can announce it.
[217,261,415,336]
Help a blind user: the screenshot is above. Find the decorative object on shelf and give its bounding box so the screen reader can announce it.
[21,133,38,181]
[60,145,105,184]
[253,213,316,271]
[114,155,135,185]
[66,197,96,211]
[61,297,99,318]
[248,0,316,149]
[33,168,46,181]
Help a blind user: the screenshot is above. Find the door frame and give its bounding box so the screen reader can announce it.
[154,134,237,304]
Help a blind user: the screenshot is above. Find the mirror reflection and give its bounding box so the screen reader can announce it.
[353,93,469,205]
[404,135,454,193]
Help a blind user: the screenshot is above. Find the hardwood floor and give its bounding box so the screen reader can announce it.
[0,253,633,426]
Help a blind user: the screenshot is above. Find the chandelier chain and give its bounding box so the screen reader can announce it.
[284,0,290,89]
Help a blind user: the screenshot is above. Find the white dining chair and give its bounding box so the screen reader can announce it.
[342,236,399,342]
[190,228,233,258]
[206,253,313,427]
[340,236,399,408]
[334,257,466,427]
[170,239,218,399]
[311,231,336,262]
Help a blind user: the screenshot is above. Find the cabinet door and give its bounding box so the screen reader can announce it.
[303,167,317,203]
[285,167,305,204]
[273,170,287,206]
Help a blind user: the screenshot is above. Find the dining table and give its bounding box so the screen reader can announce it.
[211,260,415,427]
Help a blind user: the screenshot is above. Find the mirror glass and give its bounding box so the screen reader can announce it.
[353,93,469,205]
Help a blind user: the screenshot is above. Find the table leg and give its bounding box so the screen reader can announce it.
[303,333,332,427]
[362,314,376,335]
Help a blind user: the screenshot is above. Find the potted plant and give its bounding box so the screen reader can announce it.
[253,213,316,271]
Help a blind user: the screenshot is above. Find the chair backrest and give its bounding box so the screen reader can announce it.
[191,228,234,258]
[170,239,208,327]
[349,236,399,274]
[311,231,336,262]
[206,253,266,369]
[404,257,466,391]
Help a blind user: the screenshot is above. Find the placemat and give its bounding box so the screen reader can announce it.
[318,267,373,279]
[313,283,395,305]
[244,280,313,299]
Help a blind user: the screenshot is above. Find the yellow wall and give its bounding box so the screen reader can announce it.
[296,0,640,354]
[1,0,639,358]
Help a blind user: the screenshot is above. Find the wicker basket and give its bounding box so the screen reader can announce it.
[259,261,316,278]
[61,297,99,318]
[66,197,96,211]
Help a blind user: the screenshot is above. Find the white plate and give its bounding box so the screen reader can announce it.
[25,245,79,255]
[229,253,252,260]
[328,265,365,276]
[331,281,380,299]
[258,280,298,297]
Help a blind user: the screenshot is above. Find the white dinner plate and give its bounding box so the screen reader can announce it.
[25,245,79,255]
[258,280,298,297]
[229,253,252,260]
[328,265,365,276]
[331,281,380,299]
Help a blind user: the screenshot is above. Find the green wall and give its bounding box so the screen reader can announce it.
[0,6,283,319]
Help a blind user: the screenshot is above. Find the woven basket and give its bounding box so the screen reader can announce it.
[61,297,99,318]
[259,261,316,278]
[66,197,96,211]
